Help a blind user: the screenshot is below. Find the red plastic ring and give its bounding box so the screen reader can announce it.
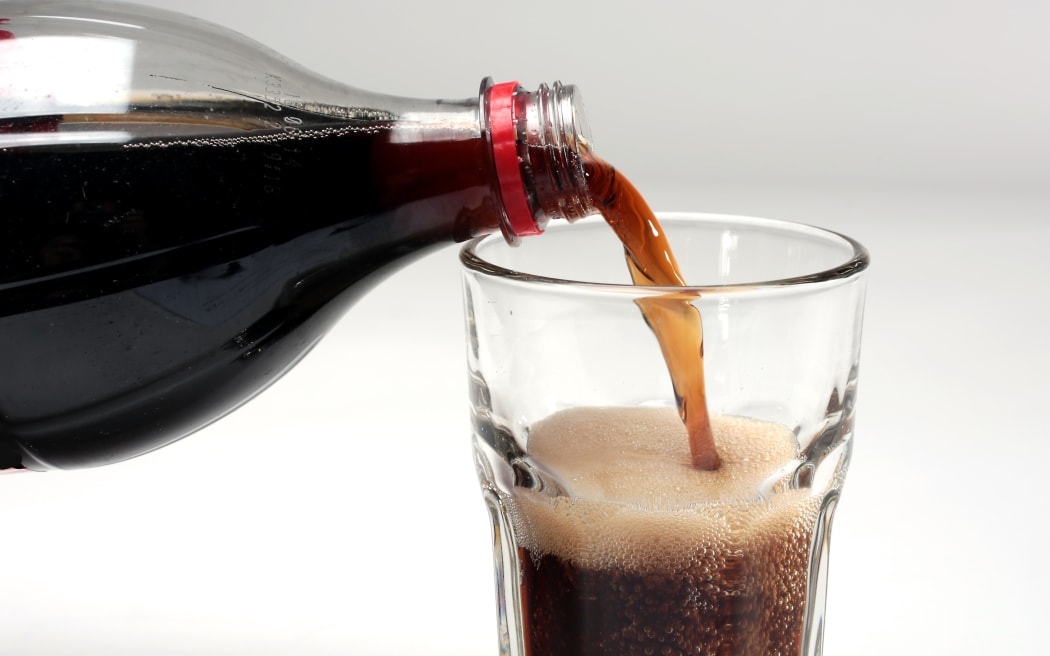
[488,81,541,238]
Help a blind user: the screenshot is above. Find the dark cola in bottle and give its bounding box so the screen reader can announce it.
[0,1,596,470]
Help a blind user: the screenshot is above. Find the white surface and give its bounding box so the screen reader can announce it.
[2,1,1049,654]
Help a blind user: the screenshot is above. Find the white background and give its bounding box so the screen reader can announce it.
[2,1,1049,654]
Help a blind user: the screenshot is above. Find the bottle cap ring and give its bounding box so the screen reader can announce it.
[488,81,541,238]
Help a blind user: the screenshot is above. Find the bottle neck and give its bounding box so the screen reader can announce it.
[483,79,594,243]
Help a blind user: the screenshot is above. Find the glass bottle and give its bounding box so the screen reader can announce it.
[0,0,594,471]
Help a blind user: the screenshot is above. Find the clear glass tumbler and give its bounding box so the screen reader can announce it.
[460,213,868,656]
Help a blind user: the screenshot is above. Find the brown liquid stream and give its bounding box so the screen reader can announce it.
[583,151,721,470]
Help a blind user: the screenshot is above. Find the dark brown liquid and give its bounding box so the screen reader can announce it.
[519,535,811,656]
[0,103,505,470]
[508,408,816,656]
[583,151,720,470]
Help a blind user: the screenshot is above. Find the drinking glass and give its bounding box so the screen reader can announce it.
[460,213,868,656]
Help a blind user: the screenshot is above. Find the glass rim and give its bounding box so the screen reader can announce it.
[460,212,870,293]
